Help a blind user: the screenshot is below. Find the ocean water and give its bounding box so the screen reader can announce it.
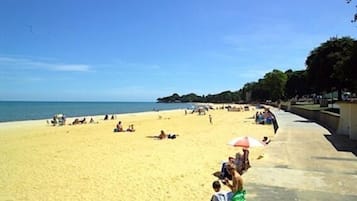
[0,101,194,122]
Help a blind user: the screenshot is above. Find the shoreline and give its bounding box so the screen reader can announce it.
[0,101,196,123]
[0,109,186,128]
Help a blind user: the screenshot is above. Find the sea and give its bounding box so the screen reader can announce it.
[0,101,195,123]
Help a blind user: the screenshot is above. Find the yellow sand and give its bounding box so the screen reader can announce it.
[0,105,274,201]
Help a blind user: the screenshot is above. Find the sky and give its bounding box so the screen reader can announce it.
[0,0,356,101]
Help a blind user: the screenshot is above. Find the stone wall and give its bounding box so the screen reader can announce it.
[269,102,340,133]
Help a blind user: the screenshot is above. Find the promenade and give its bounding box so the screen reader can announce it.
[245,108,357,200]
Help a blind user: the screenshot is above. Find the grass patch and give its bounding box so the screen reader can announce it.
[292,104,340,114]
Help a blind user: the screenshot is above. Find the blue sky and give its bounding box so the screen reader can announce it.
[0,0,356,101]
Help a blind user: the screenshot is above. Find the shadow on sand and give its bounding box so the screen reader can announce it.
[293,119,315,123]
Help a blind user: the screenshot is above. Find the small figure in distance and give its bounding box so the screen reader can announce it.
[72,118,80,125]
[51,116,57,126]
[114,121,124,132]
[104,114,109,120]
[111,115,115,120]
[158,130,177,139]
[126,124,135,132]
[158,130,166,139]
[79,117,86,124]
[210,180,232,201]
[89,117,98,124]
[262,136,271,145]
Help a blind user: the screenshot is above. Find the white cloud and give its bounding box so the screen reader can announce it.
[0,56,92,72]
[53,64,91,72]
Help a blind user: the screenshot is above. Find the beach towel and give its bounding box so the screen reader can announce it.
[231,190,246,201]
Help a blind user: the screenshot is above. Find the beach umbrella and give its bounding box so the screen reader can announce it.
[228,136,264,148]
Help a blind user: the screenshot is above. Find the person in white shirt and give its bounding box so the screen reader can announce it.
[210,180,233,201]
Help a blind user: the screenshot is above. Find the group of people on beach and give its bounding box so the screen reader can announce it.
[211,149,250,201]
[254,107,279,134]
[104,114,116,120]
[210,133,272,201]
[114,121,135,132]
[255,108,275,125]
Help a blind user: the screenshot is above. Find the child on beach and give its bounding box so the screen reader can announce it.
[210,180,232,201]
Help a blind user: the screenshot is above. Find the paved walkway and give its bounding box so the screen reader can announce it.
[244,108,357,200]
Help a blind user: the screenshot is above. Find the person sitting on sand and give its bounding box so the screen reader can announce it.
[222,162,246,201]
[50,116,57,126]
[158,130,167,139]
[72,118,80,125]
[220,156,235,180]
[126,124,135,132]
[114,121,124,132]
[79,118,86,124]
[210,180,233,201]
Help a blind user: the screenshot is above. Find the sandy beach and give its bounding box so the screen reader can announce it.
[0,105,275,201]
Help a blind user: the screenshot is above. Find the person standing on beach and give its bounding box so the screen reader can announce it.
[223,162,246,201]
[209,114,213,124]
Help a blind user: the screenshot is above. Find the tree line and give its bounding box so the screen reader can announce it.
[157,36,357,103]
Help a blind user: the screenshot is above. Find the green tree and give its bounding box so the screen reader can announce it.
[261,69,288,101]
[305,36,355,100]
[285,69,310,99]
[157,93,181,102]
[181,93,204,102]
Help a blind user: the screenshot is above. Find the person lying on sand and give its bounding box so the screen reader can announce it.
[158,130,177,140]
